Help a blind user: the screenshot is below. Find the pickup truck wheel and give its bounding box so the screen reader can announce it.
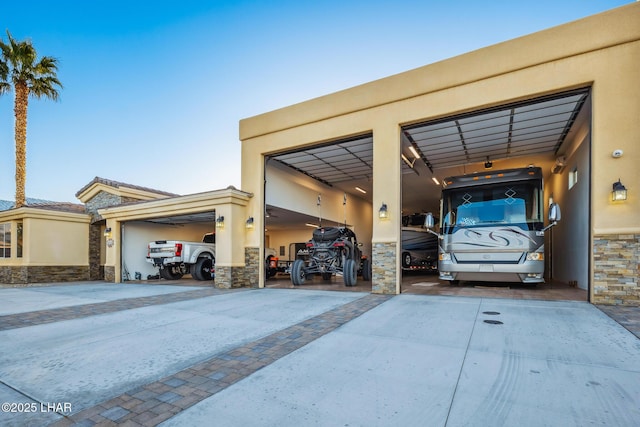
[160,266,183,280]
[291,259,306,286]
[192,257,214,281]
[343,259,357,287]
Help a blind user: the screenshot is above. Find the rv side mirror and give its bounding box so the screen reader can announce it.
[548,203,561,223]
[425,212,435,229]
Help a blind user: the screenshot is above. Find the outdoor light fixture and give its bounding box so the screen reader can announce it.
[379,203,389,219]
[216,216,225,229]
[103,227,112,238]
[246,217,254,229]
[484,156,493,169]
[612,180,627,202]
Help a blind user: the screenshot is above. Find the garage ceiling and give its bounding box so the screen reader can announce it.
[267,87,590,225]
[143,212,216,225]
[402,87,590,172]
[271,135,373,188]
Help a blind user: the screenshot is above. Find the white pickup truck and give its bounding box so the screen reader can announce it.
[146,233,215,281]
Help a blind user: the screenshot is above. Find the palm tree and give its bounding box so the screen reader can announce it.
[0,30,62,208]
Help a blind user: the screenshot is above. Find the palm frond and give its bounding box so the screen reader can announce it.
[1,30,61,100]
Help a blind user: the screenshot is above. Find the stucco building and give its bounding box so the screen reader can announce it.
[1,4,638,305]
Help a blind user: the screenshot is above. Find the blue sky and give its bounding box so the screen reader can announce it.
[0,0,632,202]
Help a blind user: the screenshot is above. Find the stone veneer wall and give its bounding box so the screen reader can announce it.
[89,223,103,280]
[593,234,640,306]
[372,242,397,294]
[245,247,260,288]
[215,266,246,289]
[0,266,89,286]
[84,191,141,219]
[104,265,116,282]
[213,248,260,289]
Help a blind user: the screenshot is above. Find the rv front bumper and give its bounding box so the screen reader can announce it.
[438,259,545,283]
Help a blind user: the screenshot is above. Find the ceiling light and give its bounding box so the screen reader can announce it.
[408,146,420,159]
[431,176,440,185]
[305,223,319,228]
[401,153,415,168]
[355,186,367,194]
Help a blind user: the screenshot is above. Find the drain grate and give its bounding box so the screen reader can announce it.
[484,319,503,325]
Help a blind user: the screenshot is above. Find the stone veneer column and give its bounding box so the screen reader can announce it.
[593,233,640,306]
[372,242,396,294]
[245,247,260,288]
[214,249,260,289]
[215,266,247,289]
[88,223,103,280]
[104,266,116,282]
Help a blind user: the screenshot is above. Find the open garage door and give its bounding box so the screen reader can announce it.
[263,134,374,292]
[121,211,216,282]
[400,87,591,301]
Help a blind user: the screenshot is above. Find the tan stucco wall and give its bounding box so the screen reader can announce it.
[240,3,640,296]
[0,208,90,266]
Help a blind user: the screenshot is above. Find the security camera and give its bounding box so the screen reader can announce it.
[612,149,623,158]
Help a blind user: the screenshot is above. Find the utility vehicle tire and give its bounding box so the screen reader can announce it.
[402,252,411,269]
[361,258,372,281]
[192,257,214,281]
[160,266,183,280]
[343,259,357,287]
[265,255,275,279]
[291,259,306,286]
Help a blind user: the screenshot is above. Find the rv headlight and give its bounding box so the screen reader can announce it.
[526,252,544,261]
[439,253,451,261]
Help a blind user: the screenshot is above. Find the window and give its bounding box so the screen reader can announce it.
[569,167,578,190]
[442,180,543,233]
[17,222,23,258]
[0,223,11,258]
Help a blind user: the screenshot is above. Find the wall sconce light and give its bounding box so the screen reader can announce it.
[612,180,627,201]
[103,227,112,238]
[246,216,254,229]
[216,216,225,228]
[379,203,389,220]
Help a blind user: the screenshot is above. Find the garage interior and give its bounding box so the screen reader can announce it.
[263,87,591,301]
[120,211,216,281]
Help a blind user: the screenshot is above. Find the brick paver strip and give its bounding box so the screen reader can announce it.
[51,293,393,426]
[597,305,640,339]
[0,288,242,331]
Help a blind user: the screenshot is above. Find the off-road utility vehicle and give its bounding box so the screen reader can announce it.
[290,226,371,287]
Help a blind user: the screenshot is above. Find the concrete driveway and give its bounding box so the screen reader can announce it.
[0,282,638,426]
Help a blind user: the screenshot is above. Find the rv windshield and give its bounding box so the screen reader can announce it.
[442,181,543,233]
